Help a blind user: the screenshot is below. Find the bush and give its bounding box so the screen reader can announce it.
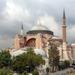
[21,71,28,75]
[58,60,70,70]
[64,60,70,68]
[32,70,39,75]
[0,67,13,75]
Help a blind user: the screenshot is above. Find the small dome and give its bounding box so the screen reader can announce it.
[31,24,49,31]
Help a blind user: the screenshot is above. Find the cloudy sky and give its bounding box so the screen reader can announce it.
[0,0,75,49]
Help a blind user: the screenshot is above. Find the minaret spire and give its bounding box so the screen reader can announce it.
[63,9,66,25]
[62,9,67,42]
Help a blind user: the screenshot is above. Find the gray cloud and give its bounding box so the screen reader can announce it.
[0,0,75,49]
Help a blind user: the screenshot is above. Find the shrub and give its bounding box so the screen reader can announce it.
[0,67,13,75]
[32,70,39,75]
[58,60,70,70]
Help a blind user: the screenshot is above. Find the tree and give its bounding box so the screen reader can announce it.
[12,48,45,73]
[58,60,70,70]
[0,51,11,68]
[48,42,59,72]
[0,67,13,75]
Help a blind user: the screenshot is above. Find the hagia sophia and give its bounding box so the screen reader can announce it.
[12,10,75,62]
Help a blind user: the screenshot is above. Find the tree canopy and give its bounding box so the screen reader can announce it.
[48,42,59,72]
[12,48,45,73]
[0,51,11,68]
[0,67,13,75]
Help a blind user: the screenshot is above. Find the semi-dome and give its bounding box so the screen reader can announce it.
[27,24,54,35]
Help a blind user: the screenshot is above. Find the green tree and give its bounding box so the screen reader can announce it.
[12,48,44,73]
[0,51,11,68]
[0,67,13,75]
[48,43,59,72]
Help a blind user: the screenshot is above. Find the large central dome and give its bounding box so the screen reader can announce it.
[27,24,53,35]
[31,24,49,30]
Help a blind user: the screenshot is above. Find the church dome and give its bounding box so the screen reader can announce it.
[31,24,49,31]
[27,24,53,35]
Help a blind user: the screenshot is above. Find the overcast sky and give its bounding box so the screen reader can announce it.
[0,0,75,49]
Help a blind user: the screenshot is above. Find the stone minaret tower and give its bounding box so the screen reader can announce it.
[61,10,69,60]
[62,10,67,43]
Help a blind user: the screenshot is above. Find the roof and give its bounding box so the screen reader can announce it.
[10,49,26,57]
[10,48,47,57]
[34,48,47,57]
[52,36,62,40]
[27,24,53,35]
[27,30,53,35]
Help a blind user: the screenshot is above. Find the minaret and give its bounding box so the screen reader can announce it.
[21,24,24,36]
[62,10,67,43]
[61,10,69,61]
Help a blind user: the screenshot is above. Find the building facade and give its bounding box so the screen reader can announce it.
[14,11,75,61]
